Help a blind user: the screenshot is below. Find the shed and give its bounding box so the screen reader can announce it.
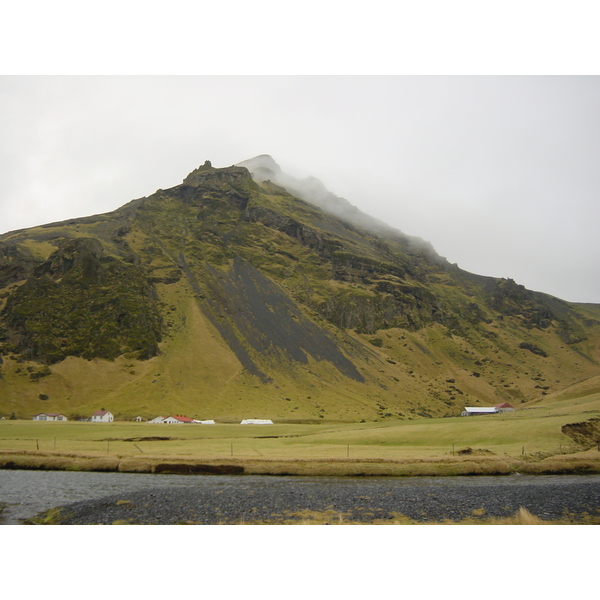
[91,410,114,423]
[494,402,516,413]
[32,413,67,421]
[460,407,498,417]
[147,416,166,424]
[240,419,274,425]
[193,419,216,424]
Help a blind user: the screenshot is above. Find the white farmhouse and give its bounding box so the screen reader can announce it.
[91,410,114,423]
[32,413,67,421]
[240,419,274,425]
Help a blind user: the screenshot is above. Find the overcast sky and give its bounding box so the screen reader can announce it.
[1,75,599,303]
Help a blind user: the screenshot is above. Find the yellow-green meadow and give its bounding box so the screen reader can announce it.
[2,388,599,476]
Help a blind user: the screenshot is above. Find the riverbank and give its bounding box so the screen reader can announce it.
[2,448,600,477]
[26,473,600,525]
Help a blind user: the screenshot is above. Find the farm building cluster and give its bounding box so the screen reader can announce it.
[31,404,517,422]
[32,403,515,423]
[147,416,274,425]
[31,409,275,424]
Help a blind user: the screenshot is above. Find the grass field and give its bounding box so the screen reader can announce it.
[1,390,599,476]
[0,411,584,459]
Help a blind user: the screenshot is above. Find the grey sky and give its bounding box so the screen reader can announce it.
[1,76,599,303]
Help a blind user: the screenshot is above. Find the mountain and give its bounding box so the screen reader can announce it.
[1,156,600,422]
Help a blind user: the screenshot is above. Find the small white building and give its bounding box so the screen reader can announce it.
[32,413,67,421]
[193,419,216,424]
[91,410,114,423]
[461,402,516,416]
[240,419,274,425]
[461,407,498,417]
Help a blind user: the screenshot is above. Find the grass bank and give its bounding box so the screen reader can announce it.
[2,448,600,477]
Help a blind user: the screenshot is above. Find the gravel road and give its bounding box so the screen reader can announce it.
[42,474,600,524]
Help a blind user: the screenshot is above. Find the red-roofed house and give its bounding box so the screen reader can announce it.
[91,410,114,423]
[162,415,194,424]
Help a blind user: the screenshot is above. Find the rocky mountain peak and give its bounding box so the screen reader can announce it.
[236,154,282,182]
[182,162,251,188]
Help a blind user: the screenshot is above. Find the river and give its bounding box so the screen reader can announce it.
[1,470,599,524]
